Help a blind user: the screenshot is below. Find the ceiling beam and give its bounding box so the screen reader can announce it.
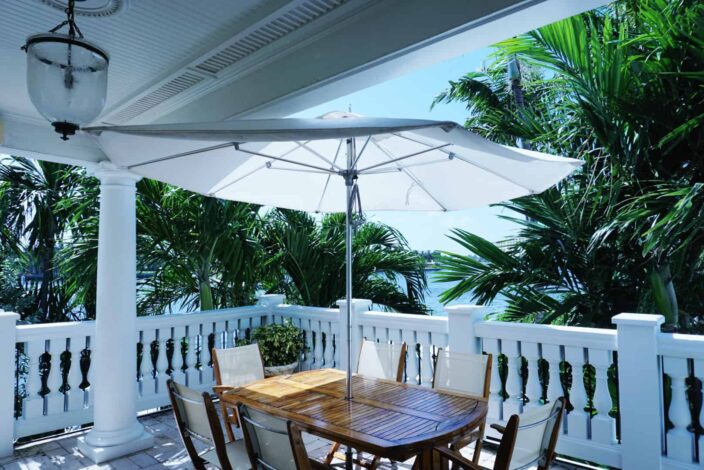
[158,0,606,123]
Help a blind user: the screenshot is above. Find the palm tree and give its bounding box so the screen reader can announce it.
[136,181,264,314]
[263,209,429,313]
[434,0,704,329]
[0,157,84,321]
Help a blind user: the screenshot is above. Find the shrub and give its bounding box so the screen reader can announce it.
[248,321,306,367]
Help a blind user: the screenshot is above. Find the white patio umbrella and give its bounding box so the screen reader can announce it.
[85,111,582,403]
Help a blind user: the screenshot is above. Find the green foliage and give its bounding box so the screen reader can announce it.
[247,321,307,367]
[436,0,704,329]
[136,181,265,315]
[262,209,429,313]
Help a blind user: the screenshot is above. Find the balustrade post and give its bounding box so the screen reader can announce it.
[522,342,543,409]
[482,338,503,420]
[590,349,616,444]
[502,340,523,416]
[337,299,371,375]
[0,311,19,457]
[612,313,665,470]
[444,305,485,354]
[565,346,588,439]
[78,163,153,463]
[662,356,692,462]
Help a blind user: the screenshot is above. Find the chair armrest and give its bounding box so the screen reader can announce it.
[213,385,235,396]
[434,447,484,470]
[490,423,506,434]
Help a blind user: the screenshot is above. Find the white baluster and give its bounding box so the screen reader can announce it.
[590,349,616,445]
[140,329,158,399]
[313,321,323,369]
[542,344,563,406]
[173,326,187,384]
[693,359,704,466]
[46,338,65,415]
[155,328,170,395]
[663,356,693,462]
[403,330,418,385]
[67,336,86,412]
[362,324,374,342]
[482,338,502,420]
[185,325,199,387]
[323,322,334,368]
[303,319,314,371]
[503,340,522,416]
[214,321,227,349]
[565,346,588,439]
[23,340,46,419]
[418,332,433,387]
[523,341,543,409]
[224,320,235,348]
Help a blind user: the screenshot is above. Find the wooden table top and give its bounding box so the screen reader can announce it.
[221,368,487,460]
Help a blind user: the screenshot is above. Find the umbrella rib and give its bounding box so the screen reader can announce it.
[370,138,447,211]
[127,143,235,169]
[352,136,371,168]
[235,144,337,174]
[296,141,343,171]
[391,133,537,193]
[208,163,268,195]
[363,157,448,173]
[316,139,344,213]
[356,144,451,173]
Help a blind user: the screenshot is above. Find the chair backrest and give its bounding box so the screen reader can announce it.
[212,343,265,387]
[432,349,492,398]
[356,340,407,382]
[493,414,520,470]
[509,398,566,470]
[167,380,232,470]
[238,403,299,470]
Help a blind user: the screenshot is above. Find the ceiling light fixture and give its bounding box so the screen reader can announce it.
[23,0,109,140]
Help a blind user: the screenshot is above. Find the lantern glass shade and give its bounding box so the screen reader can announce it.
[25,33,109,129]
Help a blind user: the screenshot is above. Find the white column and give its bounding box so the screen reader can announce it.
[445,305,486,354]
[257,294,286,325]
[78,163,153,463]
[0,311,19,457]
[612,313,665,470]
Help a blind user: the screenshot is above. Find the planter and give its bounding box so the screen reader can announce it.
[264,361,298,377]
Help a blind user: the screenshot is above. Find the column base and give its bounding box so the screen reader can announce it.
[78,428,154,464]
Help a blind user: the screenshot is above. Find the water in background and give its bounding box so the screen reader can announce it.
[425,269,507,316]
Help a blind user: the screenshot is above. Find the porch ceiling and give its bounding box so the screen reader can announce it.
[0,0,606,167]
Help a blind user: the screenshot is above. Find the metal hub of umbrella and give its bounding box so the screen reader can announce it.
[85,112,583,468]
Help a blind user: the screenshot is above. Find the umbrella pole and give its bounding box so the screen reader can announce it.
[344,138,355,470]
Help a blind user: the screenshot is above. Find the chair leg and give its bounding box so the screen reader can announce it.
[324,442,341,465]
[471,422,486,464]
[220,401,236,442]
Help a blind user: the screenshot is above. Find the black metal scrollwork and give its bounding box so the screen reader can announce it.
[136,342,143,380]
[165,339,175,375]
[38,351,51,397]
[79,349,91,390]
[59,350,71,393]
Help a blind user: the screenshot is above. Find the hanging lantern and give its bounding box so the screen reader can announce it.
[23,0,109,140]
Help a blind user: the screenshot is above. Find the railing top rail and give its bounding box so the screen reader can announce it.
[356,310,448,334]
[659,332,704,360]
[16,320,96,341]
[136,305,269,328]
[475,320,617,351]
[270,304,340,322]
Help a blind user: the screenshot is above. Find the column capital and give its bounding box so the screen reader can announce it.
[90,161,142,186]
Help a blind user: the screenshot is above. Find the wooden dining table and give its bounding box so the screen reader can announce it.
[221,368,487,469]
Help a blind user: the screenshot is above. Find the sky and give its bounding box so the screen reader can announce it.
[293,48,518,252]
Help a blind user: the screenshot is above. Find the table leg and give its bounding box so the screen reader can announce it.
[345,445,353,470]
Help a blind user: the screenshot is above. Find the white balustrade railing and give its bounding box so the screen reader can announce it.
[2,299,702,469]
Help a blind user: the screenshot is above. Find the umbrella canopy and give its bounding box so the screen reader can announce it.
[85,112,582,441]
[86,112,582,213]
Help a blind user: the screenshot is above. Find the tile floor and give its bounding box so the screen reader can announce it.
[1,411,584,469]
